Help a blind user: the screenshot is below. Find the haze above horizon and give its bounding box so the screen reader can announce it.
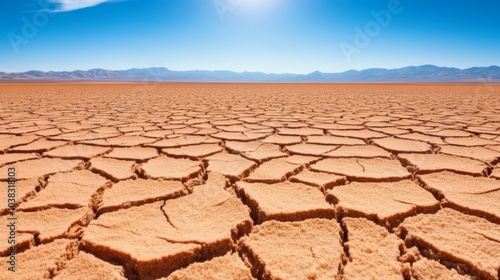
[1,0,499,74]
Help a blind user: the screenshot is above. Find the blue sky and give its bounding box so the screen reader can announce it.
[1,0,499,74]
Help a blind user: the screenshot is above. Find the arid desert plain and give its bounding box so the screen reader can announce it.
[0,83,499,280]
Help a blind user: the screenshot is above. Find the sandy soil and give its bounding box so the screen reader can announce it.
[0,83,499,279]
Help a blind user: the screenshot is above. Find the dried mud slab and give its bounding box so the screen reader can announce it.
[419,171,500,223]
[316,123,364,130]
[397,132,446,145]
[328,129,387,139]
[370,126,409,135]
[0,158,80,180]
[194,127,219,135]
[93,127,121,134]
[261,134,302,145]
[146,135,219,148]
[0,135,39,150]
[162,144,223,159]
[52,131,118,142]
[211,131,267,141]
[18,170,109,211]
[72,139,109,147]
[242,143,288,162]
[278,127,324,136]
[425,129,472,137]
[468,126,500,135]
[0,153,39,166]
[10,139,68,153]
[486,145,500,153]
[399,208,500,280]
[210,120,242,126]
[373,137,432,153]
[342,218,404,279]
[161,172,253,248]
[364,122,393,128]
[83,173,251,279]
[327,180,438,227]
[118,126,145,133]
[172,127,200,135]
[439,145,500,163]
[205,153,257,180]
[81,201,201,280]
[225,141,263,153]
[104,147,158,161]
[0,239,78,280]
[7,125,54,134]
[0,223,34,256]
[58,123,98,131]
[0,178,40,214]
[245,155,318,183]
[162,253,254,280]
[142,129,173,138]
[226,141,287,162]
[236,181,335,224]
[98,178,187,214]
[16,207,94,243]
[161,124,189,130]
[44,144,111,159]
[311,158,411,182]
[307,135,366,145]
[444,136,499,147]
[139,155,203,181]
[323,145,392,158]
[285,143,338,156]
[103,135,158,147]
[54,251,126,280]
[289,169,346,191]
[398,153,487,175]
[90,157,136,181]
[492,165,500,179]
[238,219,343,280]
[217,124,251,132]
[412,259,473,280]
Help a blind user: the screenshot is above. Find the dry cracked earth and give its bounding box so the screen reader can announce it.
[0,83,499,280]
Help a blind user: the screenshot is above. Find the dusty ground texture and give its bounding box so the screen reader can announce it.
[0,83,499,279]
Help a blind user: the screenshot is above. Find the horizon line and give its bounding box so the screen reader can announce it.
[2,64,500,76]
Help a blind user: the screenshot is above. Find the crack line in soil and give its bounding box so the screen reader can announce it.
[356,160,366,173]
[161,199,179,230]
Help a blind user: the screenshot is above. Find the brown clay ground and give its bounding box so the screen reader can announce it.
[0,83,499,280]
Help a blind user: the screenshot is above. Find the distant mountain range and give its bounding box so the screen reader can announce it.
[1,65,499,82]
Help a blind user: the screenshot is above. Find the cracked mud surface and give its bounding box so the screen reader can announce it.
[1,83,499,279]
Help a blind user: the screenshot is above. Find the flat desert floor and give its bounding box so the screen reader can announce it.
[0,83,499,280]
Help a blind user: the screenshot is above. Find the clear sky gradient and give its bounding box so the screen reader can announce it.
[1,0,499,74]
